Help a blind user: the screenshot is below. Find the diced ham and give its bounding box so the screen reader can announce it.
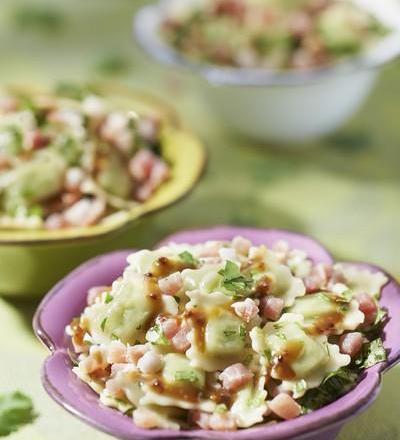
[232,298,259,323]
[137,351,164,374]
[129,149,157,182]
[232,236,252,255]
[158,272,183,296]
[79,346,108,374]
[269,393,301,420]
[192,410,237,431]
[171,322,191,353]
[160,317,180,339]
[133,407,162,429]
[357,293,378,325]
[159,318,191,352]
[304,263,332,293]
[87,285,108,305]
[106,341,127,364]
[63,197,106,227]
[25,130,50,150]
[126,344,149,364]
[44,213,66,230]
[220,363,253,392]
[135,159,170,202]
[339,332,363,357]
[260,296,284,321]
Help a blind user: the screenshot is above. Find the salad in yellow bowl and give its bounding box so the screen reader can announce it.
[0,83,205,297]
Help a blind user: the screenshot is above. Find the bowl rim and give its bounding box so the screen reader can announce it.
[133,1,400,88]
[0,83,206,246]
[33,226,400,440]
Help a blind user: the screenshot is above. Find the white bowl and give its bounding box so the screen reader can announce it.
[134,0,400,144]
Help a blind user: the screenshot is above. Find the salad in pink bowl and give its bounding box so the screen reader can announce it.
[33,226,400,440]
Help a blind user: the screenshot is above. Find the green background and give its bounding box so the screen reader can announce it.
[0,0,399,438]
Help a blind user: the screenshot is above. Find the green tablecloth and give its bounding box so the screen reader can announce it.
[0,0,399,438]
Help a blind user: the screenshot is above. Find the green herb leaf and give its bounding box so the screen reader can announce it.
[100,317,107,332]
[336,289,353,303]
[223,329,237,339]
[174,370,199,383]
[239,325,246,340]
[179,251,199,267]
[104,292,113,304]
[215,403,228,414]
[0,391,37,437]
[299,368,358,411]
[360,338,387,369]
[263,348,272,362]
[148,324,169,346]
[218,260,252,297]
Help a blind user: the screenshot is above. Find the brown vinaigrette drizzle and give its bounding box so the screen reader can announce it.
[307,311,344,336]
[70,317,86,349]
[184,309,207,353]
[274,340,304,381]
[149,378,201,403]
[143,256,197,330]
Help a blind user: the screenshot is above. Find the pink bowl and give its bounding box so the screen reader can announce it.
[33,226,400,440]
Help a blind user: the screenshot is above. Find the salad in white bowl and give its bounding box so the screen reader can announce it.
[135,0,400,144]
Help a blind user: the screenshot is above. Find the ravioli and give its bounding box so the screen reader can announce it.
[68,237,388,431]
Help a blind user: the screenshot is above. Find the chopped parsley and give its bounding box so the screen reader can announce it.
[239,325,246,340]
[215,403,228,414]
[179,251,199,267]
[223,329,237,339]
[0,391,37,437]
[100,317,107,332]
[174,370,199,383]
[218,260,252,298]
[337,289,353,303]
[358,338,387,369]
[104,292,113,304]
[147,324,169,346]
[263,348,272,362]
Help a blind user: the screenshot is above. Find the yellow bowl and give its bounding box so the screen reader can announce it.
[0,83,206,297]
